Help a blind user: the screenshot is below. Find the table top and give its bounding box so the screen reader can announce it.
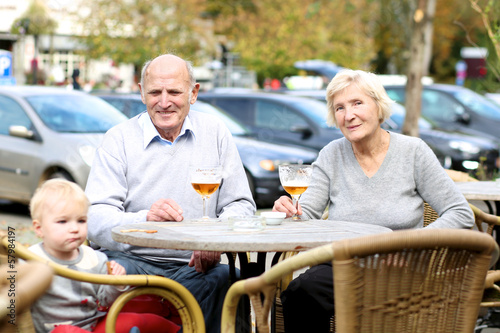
[455,181,500,201]
[112,219,392,253]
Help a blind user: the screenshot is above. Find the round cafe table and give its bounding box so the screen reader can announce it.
[112,219,392,278]
[112,219,391,253]
[112,219,391,333]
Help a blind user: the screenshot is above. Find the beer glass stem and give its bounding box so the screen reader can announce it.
[202,196,208,219]
[292,195,299,219]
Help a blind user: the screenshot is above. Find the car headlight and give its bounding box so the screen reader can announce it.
[448,141,481,154]
[79,145,96,167]
[259,160,278,172]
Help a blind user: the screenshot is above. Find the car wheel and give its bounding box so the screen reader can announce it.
[47,170,75,182]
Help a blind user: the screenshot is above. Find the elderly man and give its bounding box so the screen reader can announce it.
[85,54,256,332]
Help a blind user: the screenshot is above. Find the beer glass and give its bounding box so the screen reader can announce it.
[190,165,222,222]
[278,164,313,221]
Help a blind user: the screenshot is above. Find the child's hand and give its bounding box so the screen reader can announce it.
[107,261,126,276]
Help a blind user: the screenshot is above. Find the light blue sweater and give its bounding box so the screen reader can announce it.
[300,132,474,230]
[85,110,256,262]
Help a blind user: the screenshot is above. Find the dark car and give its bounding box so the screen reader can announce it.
[0,86,128,204]
[94,93,318,207]
[282,89,500,176]
[384,84,500,141]
[382,103,500,176]
[198,91,344,152]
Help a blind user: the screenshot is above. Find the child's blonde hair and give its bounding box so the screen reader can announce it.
[30,179,90,221]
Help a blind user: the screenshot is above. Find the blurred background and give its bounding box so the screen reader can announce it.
[1,0,500,245]
[0,0,499,93]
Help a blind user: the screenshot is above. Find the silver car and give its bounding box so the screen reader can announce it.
[0,86,127,204]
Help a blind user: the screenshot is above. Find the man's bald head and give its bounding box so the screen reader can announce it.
[139,54,196,98]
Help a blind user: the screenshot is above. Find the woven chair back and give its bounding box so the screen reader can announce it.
[332,229,497,333]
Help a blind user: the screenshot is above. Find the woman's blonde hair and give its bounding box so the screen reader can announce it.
[325,69,393,127]
[30,179,89,221]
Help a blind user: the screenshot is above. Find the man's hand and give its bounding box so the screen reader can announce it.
[273,195,302,218]
[147,198,184,222]
[189,251,222,273]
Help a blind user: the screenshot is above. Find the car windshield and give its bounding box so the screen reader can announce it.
[27,94,128,133]
[292,98,330,128]
[192,101,249,135]
[448,88,500,121]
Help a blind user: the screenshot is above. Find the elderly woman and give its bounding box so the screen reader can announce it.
[273,69,474,332]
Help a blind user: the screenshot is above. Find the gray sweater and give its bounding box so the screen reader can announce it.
[301,132,474,230]
[29,243,124,332]
[85,110,256,262]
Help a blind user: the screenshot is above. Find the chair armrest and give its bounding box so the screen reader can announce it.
[221,243,335,333]
[0,233,205,333]
[470,204,500,234]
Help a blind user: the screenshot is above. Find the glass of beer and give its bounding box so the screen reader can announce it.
[190,165,222,222]
[279,164,313,221]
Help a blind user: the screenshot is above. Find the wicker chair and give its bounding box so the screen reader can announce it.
[444,169,479,182]
[221,229,499,333]
[0,232,205,333]
[424,202,500,233]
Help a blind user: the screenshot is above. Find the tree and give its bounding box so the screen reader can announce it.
[210,0,377,83]
[80,0,213,73]
[468,0,500,81]
[11,0,58,84]
[403,0,436,137]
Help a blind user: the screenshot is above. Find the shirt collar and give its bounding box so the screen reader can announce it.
[139,112,195,148]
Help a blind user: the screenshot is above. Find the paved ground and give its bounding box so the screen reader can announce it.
[0,201,37,246]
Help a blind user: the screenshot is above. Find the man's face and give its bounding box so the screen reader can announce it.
[139,55,200,142]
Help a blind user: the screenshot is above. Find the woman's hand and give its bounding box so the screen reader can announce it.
[272,195,302,218]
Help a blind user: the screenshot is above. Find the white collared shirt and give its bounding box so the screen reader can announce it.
[138,111,196,148]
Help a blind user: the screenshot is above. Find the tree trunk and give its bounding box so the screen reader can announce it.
[422,0,436,76]
[403,0,435,137]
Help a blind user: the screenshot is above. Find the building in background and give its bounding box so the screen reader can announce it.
[0,0,136,90]
[0,0,255,90]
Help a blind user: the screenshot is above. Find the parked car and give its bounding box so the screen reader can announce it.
[0,86,128,204]
[382,103,500,176]
[485,93,500,107]
[282,89,500,176]
[293,59,345,83]
[383,84,500,141]
[197,91,344,152]
[94,93,318,207]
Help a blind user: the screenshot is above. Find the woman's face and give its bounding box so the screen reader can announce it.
[333,84,380,144]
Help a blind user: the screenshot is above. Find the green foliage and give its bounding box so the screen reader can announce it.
[11,0,57,35]
[211,0,377,84]
[75,0,495,89]
[80,0,212,68]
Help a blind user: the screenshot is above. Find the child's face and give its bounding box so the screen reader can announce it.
[33,197,88,261]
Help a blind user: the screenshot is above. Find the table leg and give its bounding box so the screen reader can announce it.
[224,252,237,284]
[270,252,283,333]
